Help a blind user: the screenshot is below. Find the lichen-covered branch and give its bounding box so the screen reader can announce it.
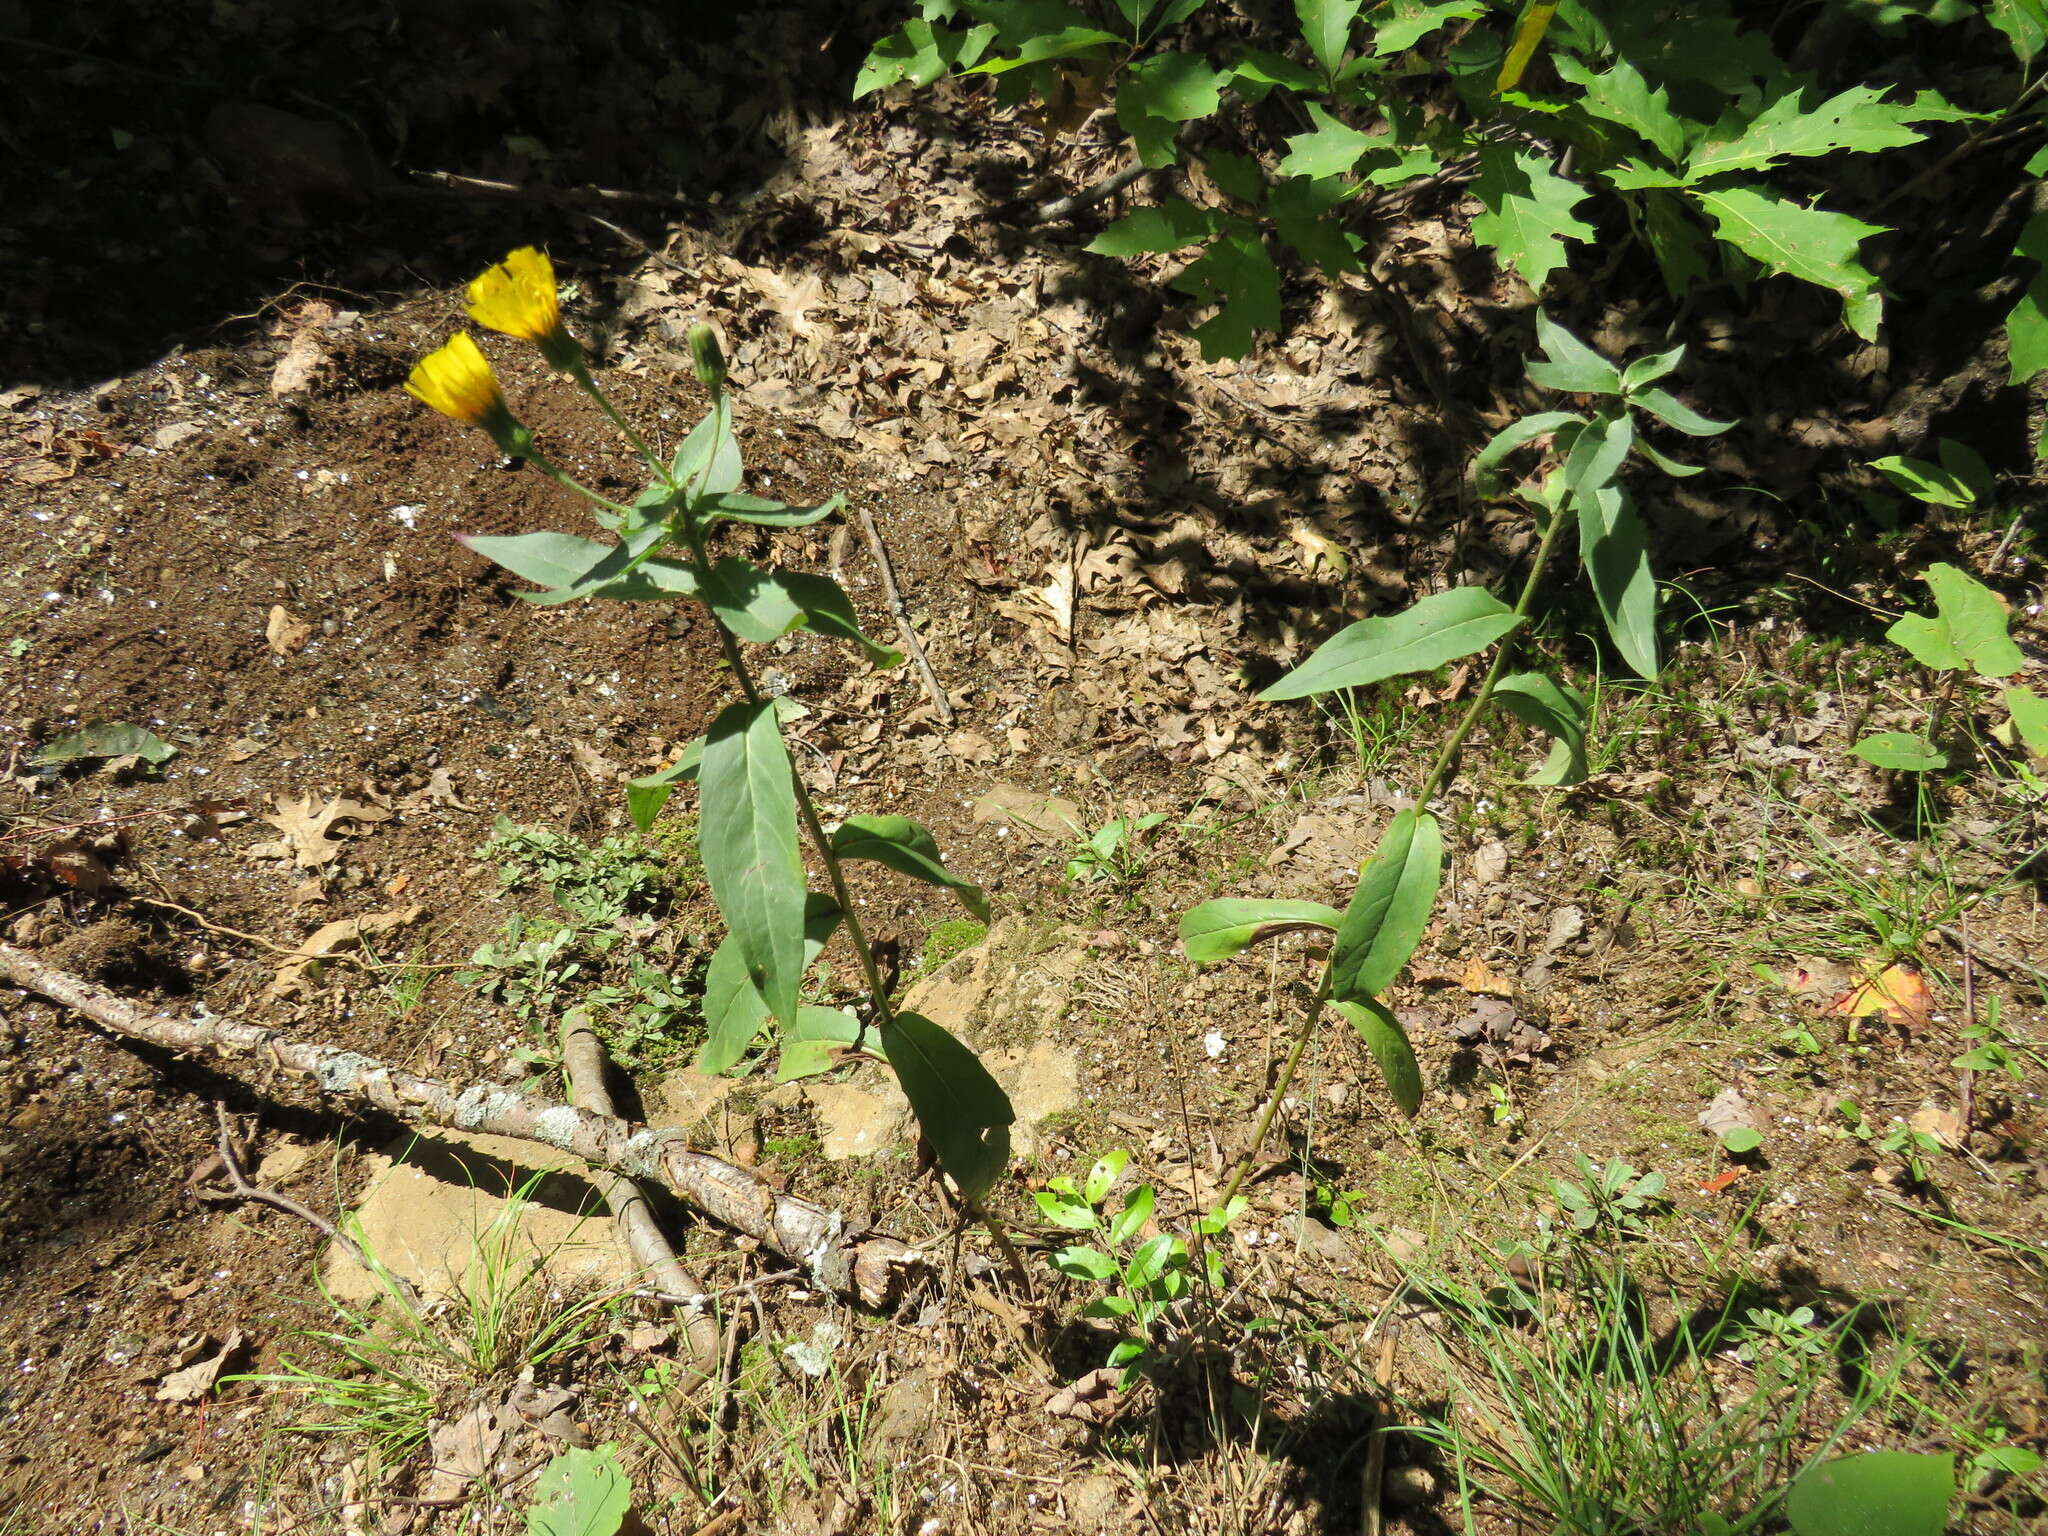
[0,943,925,1308]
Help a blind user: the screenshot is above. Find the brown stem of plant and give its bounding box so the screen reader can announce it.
[559,1007,722,1380]
[0,943,924,1307]
[858,503,955,725]
[1211,501,1574,1220]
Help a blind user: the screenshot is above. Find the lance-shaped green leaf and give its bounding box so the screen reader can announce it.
[831,814,989,921]
[1179,899,1344,965]
[699,701,808,1030]
[1494,672,1589,785]
[775,1005,889,1083]
[1296,0,1363,77]
[1331,998,1421,1116]
[1472,410,1586,492]
[699,491,844,529]
[1578,483,1660,677]
[1620,344,1685,391]
[1886,564,2024,677]
[1526,312,1622,396]
[881,1009,1015,1201]
[1328,809,1442,1003]
[30,721,176,767]
[701,560,902,667]
[1561,409,1634,501]
[671,404,742,498]
[1691,186,1886,340]
[459,531,703,606]
[1262,587,1520,701]
[1851,733,1948,773]
[626,736,704,832]
[697,896,842,1074]
[1627,386,1734,437]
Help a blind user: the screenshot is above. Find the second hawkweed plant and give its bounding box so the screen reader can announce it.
[407,248,1015,1204]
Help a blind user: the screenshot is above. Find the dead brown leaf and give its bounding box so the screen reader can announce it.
[245,792,391,867]
[155,1330,247,1403]
[267,904,423,999]
[265,604,313,656]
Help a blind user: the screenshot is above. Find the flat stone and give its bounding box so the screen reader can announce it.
[321,1129,636,1306]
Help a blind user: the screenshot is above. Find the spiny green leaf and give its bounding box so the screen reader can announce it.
[1329,809,1442,1002]
[699,701,808,1030]
[1372,0,1484,56]
[1180,899,1345,964]
[1494,672,1589,785]
[1259,587,1522,700]
[1174,232,1282,360]
[832,814,989,921]
[1088,198,1221,256]
[1331,998,1422,1115]
[1279,102,1387,179]
[1691,186,1886,339]
[1471,144,1595,293]
[1686,86,1938,182]
[1119,51,1225,167]
[881,1009,1014,1201]
[1553,53,1689,163]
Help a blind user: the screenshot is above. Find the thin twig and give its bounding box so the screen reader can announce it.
[857,504,954,725]
[1361,1323,1398,1536]
[560,1009,722,1382]
[202,1102,425,1312]
[1027,161,1149,224]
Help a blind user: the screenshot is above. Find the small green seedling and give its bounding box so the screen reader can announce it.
[1065,812,1170,884]
[1853,562,2032,775]
[1550,1154,1667,1238]
[1036,1149,1244,1385]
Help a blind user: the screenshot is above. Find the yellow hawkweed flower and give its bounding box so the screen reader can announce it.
[465,246,583,372]
[404,333,525,450]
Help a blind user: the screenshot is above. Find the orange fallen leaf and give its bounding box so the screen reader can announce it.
[1460,957,1516,997]
[1700,1169,1742,1194]
[1823,961,1933,1029]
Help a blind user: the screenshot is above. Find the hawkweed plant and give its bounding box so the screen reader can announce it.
[406,248,1016,1216]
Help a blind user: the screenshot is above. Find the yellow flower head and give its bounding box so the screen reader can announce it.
[465,246,582,371]
[404,333,524,449]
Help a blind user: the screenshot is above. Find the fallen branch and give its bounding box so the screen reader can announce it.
[560,1007,722,1378]
[0,943,925,1308]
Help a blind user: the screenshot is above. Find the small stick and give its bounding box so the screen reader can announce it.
[1361,1323,1398,1536]
[560,1010,722,1382]
[1958,915,1978,1135]
[856,504,955,725]
[1027,162,1148,224]
[201,1102,425,1313]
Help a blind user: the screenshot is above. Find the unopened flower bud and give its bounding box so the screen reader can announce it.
[688,324,727,391]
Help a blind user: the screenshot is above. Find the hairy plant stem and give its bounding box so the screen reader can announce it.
[574,364,671,484]
[524,446,634,516]
[675,388,1030,1289]
[1210,502,1575,1220]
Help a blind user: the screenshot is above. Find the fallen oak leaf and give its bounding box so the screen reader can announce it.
[265,604,313,656]
[244,792,391,867]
